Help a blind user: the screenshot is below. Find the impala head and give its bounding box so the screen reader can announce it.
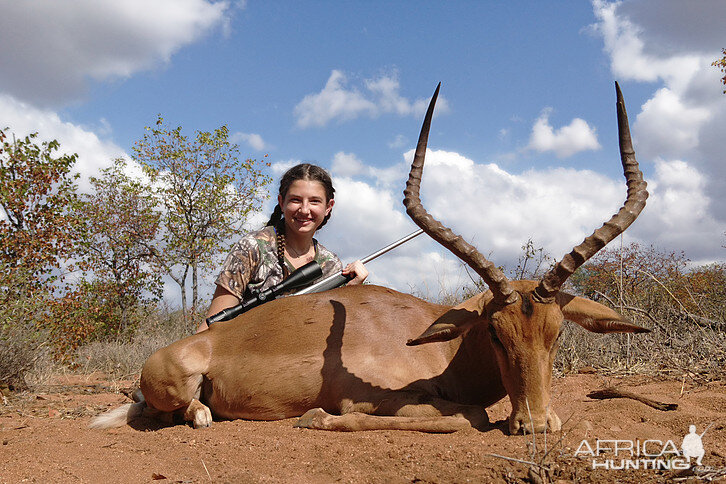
[404,83,650,434]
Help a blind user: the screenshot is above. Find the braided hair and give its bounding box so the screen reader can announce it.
[266,163,335,276]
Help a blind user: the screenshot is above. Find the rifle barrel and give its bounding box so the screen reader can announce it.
[359,228,424,264]
[294,228,424,296]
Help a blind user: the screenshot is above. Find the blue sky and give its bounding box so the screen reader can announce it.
[1,0,724,304]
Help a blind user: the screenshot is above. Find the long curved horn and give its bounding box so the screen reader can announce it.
[535,82,648,301]
[403,84,517,305]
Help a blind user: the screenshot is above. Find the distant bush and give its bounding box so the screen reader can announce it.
[0,271,52,390]
[562,244,725,378]
[0,322,46,391]
[74,305,198,378]
[41,280,161,361]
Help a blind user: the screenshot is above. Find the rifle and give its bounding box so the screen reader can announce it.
[205,260,322,325]
[294,228,424,295]
[205,229,424,326]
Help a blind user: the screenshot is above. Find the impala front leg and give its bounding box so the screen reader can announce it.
[295,408,471,433]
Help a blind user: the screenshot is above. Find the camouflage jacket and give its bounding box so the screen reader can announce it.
[215,225,343,300]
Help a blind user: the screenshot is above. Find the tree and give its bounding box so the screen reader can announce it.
[70,158,163,335]
[570,243,724,326]
[133,116,271,311]
[0,128,79,299]
[571,243,687,306]
[713,48,726,94]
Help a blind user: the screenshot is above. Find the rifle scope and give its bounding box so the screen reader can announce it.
[205,260,322,325]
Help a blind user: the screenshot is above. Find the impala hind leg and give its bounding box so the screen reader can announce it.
[139,336,213,428]
[137,397,211,428]
[370,391,491,430]
[183,398,213,428]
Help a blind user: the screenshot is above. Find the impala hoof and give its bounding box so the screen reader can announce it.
[184,399,213,429]
[192,410,212,429]
[547,411,562,432]
[508,409,561,434]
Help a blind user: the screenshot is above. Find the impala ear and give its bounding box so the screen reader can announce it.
[407,293,489,346]
[406,317,473,345]
[556,292,650,334]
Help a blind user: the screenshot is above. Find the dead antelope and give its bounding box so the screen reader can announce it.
[91,82,648,434]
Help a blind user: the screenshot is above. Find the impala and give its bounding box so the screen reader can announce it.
[91,82,648,434]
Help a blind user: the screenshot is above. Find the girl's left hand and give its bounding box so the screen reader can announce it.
[342,260,368,285]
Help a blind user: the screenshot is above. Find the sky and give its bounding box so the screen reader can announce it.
[1,0,725,305]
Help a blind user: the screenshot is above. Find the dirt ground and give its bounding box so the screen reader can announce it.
[1,372,724,483]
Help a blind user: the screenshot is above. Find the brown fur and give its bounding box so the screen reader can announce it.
[91,281,646,433]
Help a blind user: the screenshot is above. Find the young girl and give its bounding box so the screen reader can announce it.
[197,163,368,332]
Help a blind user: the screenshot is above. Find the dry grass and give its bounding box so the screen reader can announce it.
[0,289,57,390]
[73,306,199,379]
[0,322,48,390]
[555,315,725,380]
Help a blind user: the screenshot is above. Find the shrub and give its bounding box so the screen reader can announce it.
[0,278,52,390]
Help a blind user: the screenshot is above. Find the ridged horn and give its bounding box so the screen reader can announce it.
[535,82,648,300]
[403,83,517,306]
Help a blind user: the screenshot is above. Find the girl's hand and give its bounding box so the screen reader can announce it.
[342,260,368,285]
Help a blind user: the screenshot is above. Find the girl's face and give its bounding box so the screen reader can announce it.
[279,179,334,237]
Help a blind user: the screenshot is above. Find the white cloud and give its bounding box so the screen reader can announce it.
[319,145,722,297]
[590,0,726,259]
[269,159,301,178]
[294,70,449,128]
[615,0,726,56]
[0,0,230,105]
[631,159,721,262]
[232,132,267,151]
[412,149,626,258]
[331,152,366,178]
[591,0,703,90]
[0,94,128,192]
[294,71,377,128]
[634,87,711,159]
[388,134,408,149]
[526,108,601,158]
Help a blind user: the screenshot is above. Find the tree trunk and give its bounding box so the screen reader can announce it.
[171,265,190,316]
[192,262,198,310]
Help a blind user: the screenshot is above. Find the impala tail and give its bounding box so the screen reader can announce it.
[89,401,146,429]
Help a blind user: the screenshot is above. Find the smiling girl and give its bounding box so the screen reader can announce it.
[197,163,367,332]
